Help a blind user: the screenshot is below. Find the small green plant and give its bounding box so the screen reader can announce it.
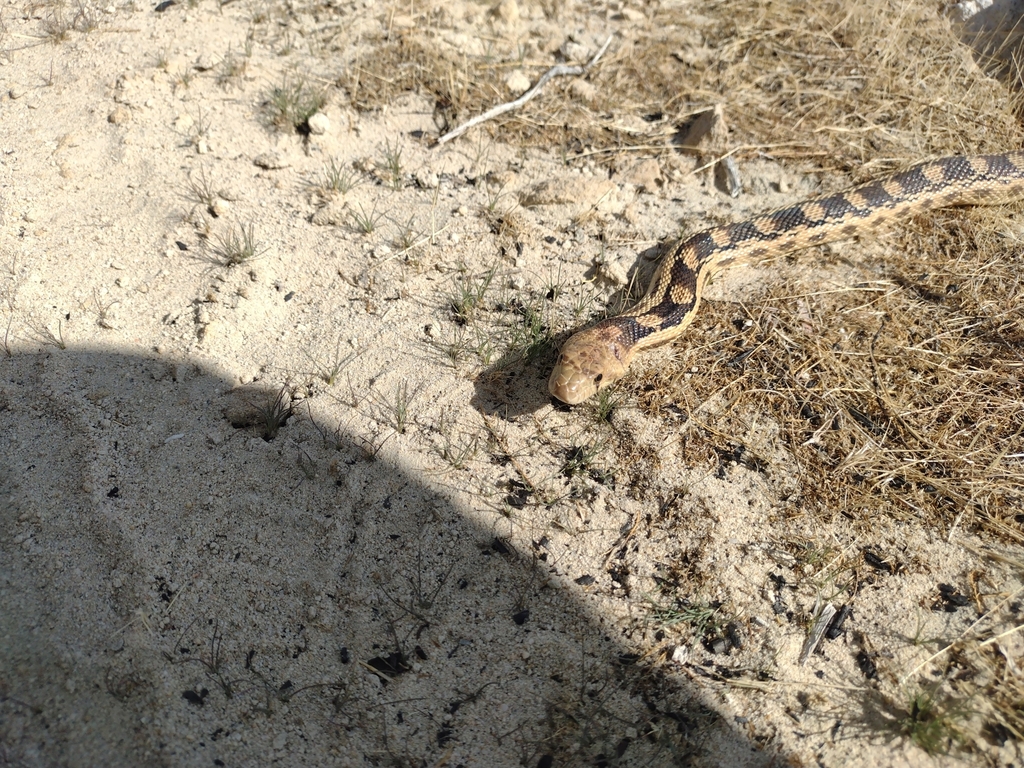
[438,431,478,470]
[268,77,326,132]
[305,337,355,386]
[543,265,565,302]
[500,298,553,366]
[186,166,217,210]
[569,280,601,323]
[379,381,416,434]
[44,1,98,42]
[163,618,241,700]
[91,289,120,330]
[471,326,496,365]
[593,387,621,422]
[900,689,968,755]
[28,318,67,350]
[484,180,508,213]
[254,387,293,441]
[438,326,468,367]
[560,441,611,484]
[2,313,14,357]
[217,48,249,87]
[188,106,211,146]
[346,203,384,235]
[320,158,359,195]
[380,138,404,189]
[393,215,420,252]
[175,69,194,91]
[448,264,497,325]
[649,598,730,645]
[214,221,265,266]
[296,447,317,480]
[431,409,479,470]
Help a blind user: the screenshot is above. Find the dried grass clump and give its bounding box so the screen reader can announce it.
[341,0,1023,167]
[636,0,1024,168]
[589,0,1024,543]
[631,209,1024,540]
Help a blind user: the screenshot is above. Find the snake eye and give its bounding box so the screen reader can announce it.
[594,374,603,384]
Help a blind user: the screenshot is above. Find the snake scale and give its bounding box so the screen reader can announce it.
[549,152,1024,404]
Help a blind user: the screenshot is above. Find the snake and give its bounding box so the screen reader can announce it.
[549,152,1024,404]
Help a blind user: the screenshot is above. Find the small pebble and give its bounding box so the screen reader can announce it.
[108,106,131,125]
[307,112,330,135]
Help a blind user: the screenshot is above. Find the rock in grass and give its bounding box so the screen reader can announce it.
[307,112,330,136]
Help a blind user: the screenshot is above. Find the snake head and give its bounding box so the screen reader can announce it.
[548,327,630,404]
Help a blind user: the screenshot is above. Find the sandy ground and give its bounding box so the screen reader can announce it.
[1,1,1023,766]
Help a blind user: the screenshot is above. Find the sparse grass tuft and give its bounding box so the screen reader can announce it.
[561,441,612,484]
[380,139,404,190]
[447,264,496,325]
[392,215,420,252]
[319,158,359,195]
[377,381,417,434]
[899,689,968,755]
[268,77,326,133]
[346,202,384,235]
[254,387,293,441]
[44,0,98,43]
[185,166,217,211]
[498,297,554,368]
[213,221,265,266]
[27,318,67,350]
[217,47,249,87]
[304,336,355,386]
[592,387,621,423]
[432,409,479,470]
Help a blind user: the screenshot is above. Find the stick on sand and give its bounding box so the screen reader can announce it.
[434,35,614,147]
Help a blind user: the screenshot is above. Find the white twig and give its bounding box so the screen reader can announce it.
[434,35,614,146]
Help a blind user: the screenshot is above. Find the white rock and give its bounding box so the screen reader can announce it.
[671,645,690,665]
[415,169,439,189]
[505,71,532,96]
[307,112,330,135]
[560,39,590,63]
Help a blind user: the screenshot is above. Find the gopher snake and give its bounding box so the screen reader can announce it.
[549,153,1024,404]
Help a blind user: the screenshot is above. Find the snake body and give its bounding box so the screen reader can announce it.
[549,152,1024,404]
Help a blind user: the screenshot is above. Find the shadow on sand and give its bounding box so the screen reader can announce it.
[1,347,775,766]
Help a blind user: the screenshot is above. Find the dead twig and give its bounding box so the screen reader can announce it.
[434,35,614,146]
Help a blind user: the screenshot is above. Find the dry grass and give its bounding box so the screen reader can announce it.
[339,1,1022,168]
[601,0,1024,545]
